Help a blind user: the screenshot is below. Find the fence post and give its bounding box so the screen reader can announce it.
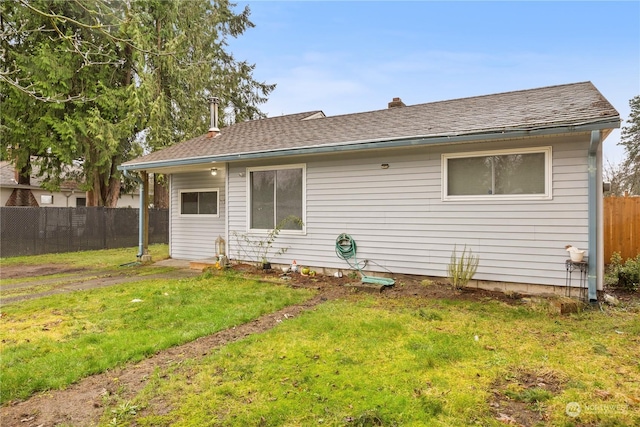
[34,207,40,255]
[68,207,73,252]
[101,206,107,249]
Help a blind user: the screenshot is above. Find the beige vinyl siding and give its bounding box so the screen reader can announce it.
[170,170,226,259]
[225,133,590,287]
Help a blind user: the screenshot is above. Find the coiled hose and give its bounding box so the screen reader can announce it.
[335,233,395,286]
[335,233,359,265]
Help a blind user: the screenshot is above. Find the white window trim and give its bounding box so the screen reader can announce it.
[442,146,553,201]
[246,163,307,234]
[179,188,220,217]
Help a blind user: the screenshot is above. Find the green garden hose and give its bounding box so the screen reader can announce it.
[335,233,395,286]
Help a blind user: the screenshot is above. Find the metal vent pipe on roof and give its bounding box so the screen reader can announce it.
[208,96,220,137]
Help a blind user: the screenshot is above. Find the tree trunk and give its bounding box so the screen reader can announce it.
[153,174,169,209]
[103,157,122,207]
[87,169,102,206]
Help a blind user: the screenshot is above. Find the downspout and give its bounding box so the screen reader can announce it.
[587,130,601,302]
[123,169,145,259]
[225,162,230,261]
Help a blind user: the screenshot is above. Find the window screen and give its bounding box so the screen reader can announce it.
[181,191,218,215]
[250,167,303,230]
[446,149,549,198]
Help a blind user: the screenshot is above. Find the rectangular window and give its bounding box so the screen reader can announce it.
[248,165,305,231]
[40,195,53,205]
[180,189,219,215]
[76,197,86,207]
[443,147,551,200]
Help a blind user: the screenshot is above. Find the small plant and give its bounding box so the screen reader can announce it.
[504,387,553,404]
[605,252,640,291]
[420,279,435,287]
[109,400,139,426]
[447,245,479,290]
[232,215,303,268]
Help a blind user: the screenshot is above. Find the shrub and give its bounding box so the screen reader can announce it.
[232,215,303,268]
[605,252,640,291]
[447,245,479,290]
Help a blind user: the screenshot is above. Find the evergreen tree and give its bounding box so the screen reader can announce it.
[618,95,640,195]
[129,0,274,207]
[1,0,273,206]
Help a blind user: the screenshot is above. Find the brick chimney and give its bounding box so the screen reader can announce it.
[208,96,220,138]
[388,97,406,108]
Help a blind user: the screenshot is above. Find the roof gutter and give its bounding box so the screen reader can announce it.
[119,119,620,172]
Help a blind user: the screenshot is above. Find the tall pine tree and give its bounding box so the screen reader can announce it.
[619,95,640,195]
[129,0,274,207]
[1,0,274,206]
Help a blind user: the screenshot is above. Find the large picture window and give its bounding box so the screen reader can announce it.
[248,165,305,231]
[443,147,552,200]
[180,189,219,215]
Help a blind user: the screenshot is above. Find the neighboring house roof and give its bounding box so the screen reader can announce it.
[0,160,81,191]
[121,81,620,170]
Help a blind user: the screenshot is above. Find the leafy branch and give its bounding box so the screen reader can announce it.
[232,216,303,267]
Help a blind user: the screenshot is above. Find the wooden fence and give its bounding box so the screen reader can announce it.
[604,196,640,262]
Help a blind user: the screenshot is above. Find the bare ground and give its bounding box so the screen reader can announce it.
[1,262,636,427]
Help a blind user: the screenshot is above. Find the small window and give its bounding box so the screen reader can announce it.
[248,164,305,231]
[40,195,53,205]
[180,189,219,215]
[76,197,86,207]
[443,147,552,200]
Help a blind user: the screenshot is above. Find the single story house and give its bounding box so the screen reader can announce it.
[120,82,620,300]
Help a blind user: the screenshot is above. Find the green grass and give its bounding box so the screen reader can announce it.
[1,245,178,299]
[0,244,170,268]
[130,297,640,427]
[1,266,181,299]
[1,247,639,426]
[0,271,315,403]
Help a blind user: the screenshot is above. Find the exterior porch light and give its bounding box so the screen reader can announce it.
[210,168,218,176]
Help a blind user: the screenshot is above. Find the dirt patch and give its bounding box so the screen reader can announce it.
[0,264,85,280]
[489,367,566,426]
[234,263,523,304]
[603,284,640,304]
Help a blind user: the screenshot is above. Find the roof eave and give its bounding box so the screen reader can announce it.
[119,118,621,172]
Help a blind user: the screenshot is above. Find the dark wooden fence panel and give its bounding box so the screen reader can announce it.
[0,207,168,258]
[604,196,640,262]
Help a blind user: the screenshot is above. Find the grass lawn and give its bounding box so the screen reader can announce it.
[0,247,316,403]
[127,296,640,427]
[0,244,171,269]
[1,247,639,426]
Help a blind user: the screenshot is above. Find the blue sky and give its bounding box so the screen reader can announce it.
[228,1,640,163]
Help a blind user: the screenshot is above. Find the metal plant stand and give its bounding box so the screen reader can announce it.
[565,259,588,301]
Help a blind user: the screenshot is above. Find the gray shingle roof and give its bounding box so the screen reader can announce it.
[122,81,619,168]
